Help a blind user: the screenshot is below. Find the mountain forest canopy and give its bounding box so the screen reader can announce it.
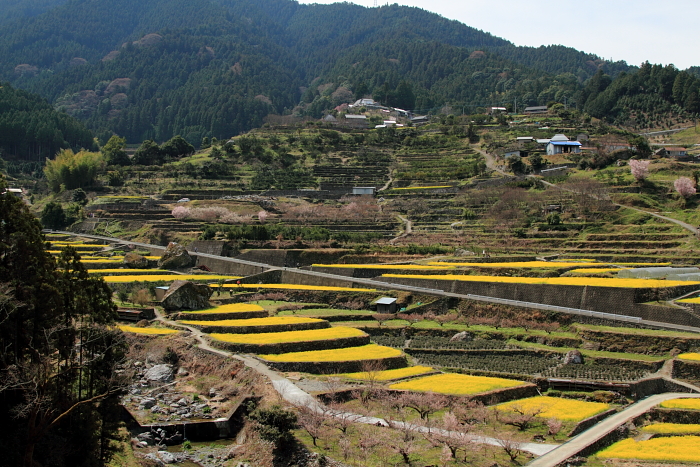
[0,0,696,157]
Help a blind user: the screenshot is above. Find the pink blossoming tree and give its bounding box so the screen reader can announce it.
[674,176,697,198]
[629,159,650,181]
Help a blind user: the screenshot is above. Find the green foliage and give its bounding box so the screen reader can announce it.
[40,201,67,229]
[44,148,105,192]
[102,134,130,166]
[248,404,298,445]
[0,177,122,466]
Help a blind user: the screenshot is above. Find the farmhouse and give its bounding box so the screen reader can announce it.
[524,105,548,114]
[656,147,689,159]
[546,134,581,155]
[343,114,368,128]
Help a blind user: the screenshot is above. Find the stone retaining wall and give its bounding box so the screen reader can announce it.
[210,334,371,355]
[188,320,330,334]
[568,408,618,437]
[261,354,408,374]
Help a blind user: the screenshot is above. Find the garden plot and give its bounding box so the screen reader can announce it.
[407,349,560,377]
[389,373,527,396]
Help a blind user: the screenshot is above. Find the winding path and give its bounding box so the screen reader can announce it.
[389,214,413,243]
[154,309,557,456]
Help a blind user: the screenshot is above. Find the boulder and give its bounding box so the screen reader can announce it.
[139,397,157,409]
[157,451,176,464]
[158,242,195,269]
[450,331,473,342]
[144,364,174,383]
[563,349,584,365]
[162,280,212,311]
[123,252,150,269]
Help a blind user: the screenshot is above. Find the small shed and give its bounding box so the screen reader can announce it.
[353,187,375,196]
[154,286,170,301]
[524,106,548,114]
[375,297,397,313]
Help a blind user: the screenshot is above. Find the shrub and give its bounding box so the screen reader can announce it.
[248,404,298,446]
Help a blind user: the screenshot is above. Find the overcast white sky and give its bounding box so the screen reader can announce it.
[298,0,699,70]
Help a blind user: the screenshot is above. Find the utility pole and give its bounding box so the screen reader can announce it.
[513,97,517,114]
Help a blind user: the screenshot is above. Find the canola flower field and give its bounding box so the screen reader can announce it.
[210,326,365,345]
[382,273,700,288]
[214,284,376,292]
[426,261,604,268]
[392,186,452,190]
[181,316,325,327]
[496,396,610,422]
[117,325,179,335]
[389,373,525,395]
[569,268,628,274]
[677,353,700,361]
[179,303,265,314]
[260,344,401,362]
[313,264,454,270]
[660,398,700,410]
[641,423,700,434]
[677,297,700,304]
[343,365,435,381]
[597,436,700,462]
[88,269,173,275]
[103,274,238,283]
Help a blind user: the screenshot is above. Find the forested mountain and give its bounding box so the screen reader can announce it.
[0,0,688,153]
[0,82,96,161]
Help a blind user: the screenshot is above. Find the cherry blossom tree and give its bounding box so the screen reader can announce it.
[629,159,650,181]
[674,176,697,198]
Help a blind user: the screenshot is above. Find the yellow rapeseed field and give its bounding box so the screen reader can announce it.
[343,365,435,381]
[569,268,628,274]
[496,396,610,422]
[210,326,365,344]
[181,303,265,314]
[426,261,603,268]
[678,353,700,362]
[117,325,179,335]
[641,423,700,434]
[313,264,454,270]
[389,373,525,395]
[382,273,700,288]
[104,274,238,283]
[260,344,402,362]
[597,436,700,462]
[678,297,700,304]
[660,398,700,410]
[214,284,376,292]
[180,316,324,327]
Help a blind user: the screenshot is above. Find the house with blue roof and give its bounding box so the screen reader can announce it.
[546,134,582,155]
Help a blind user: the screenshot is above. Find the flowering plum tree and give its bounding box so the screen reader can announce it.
[674,176,696,198]
[629,159,650,181]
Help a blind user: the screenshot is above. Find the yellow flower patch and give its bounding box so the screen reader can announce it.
[427,261,603,268]
[660,398,700,410]
[313,264,454,270]
[211,327,365,344]
[180,316,324,327]
[496,396,609,422]
[344,365,435,381]
[382,273,700,288]
[597,436,700,462]
[214,284,376,292]
[260,344,402,362]
[118,325,179,335]
[389,373,525,395]
[641,423,700,434]
[678,297,700,304]
[181,303,265,314]
[678,353,700,362]
[103,274,239,283]
[569,268,628,274]
[88,269,170,275]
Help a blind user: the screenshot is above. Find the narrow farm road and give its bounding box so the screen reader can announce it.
[472,144,509,176]
[526,392,700,467]
[389,214,412,243]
